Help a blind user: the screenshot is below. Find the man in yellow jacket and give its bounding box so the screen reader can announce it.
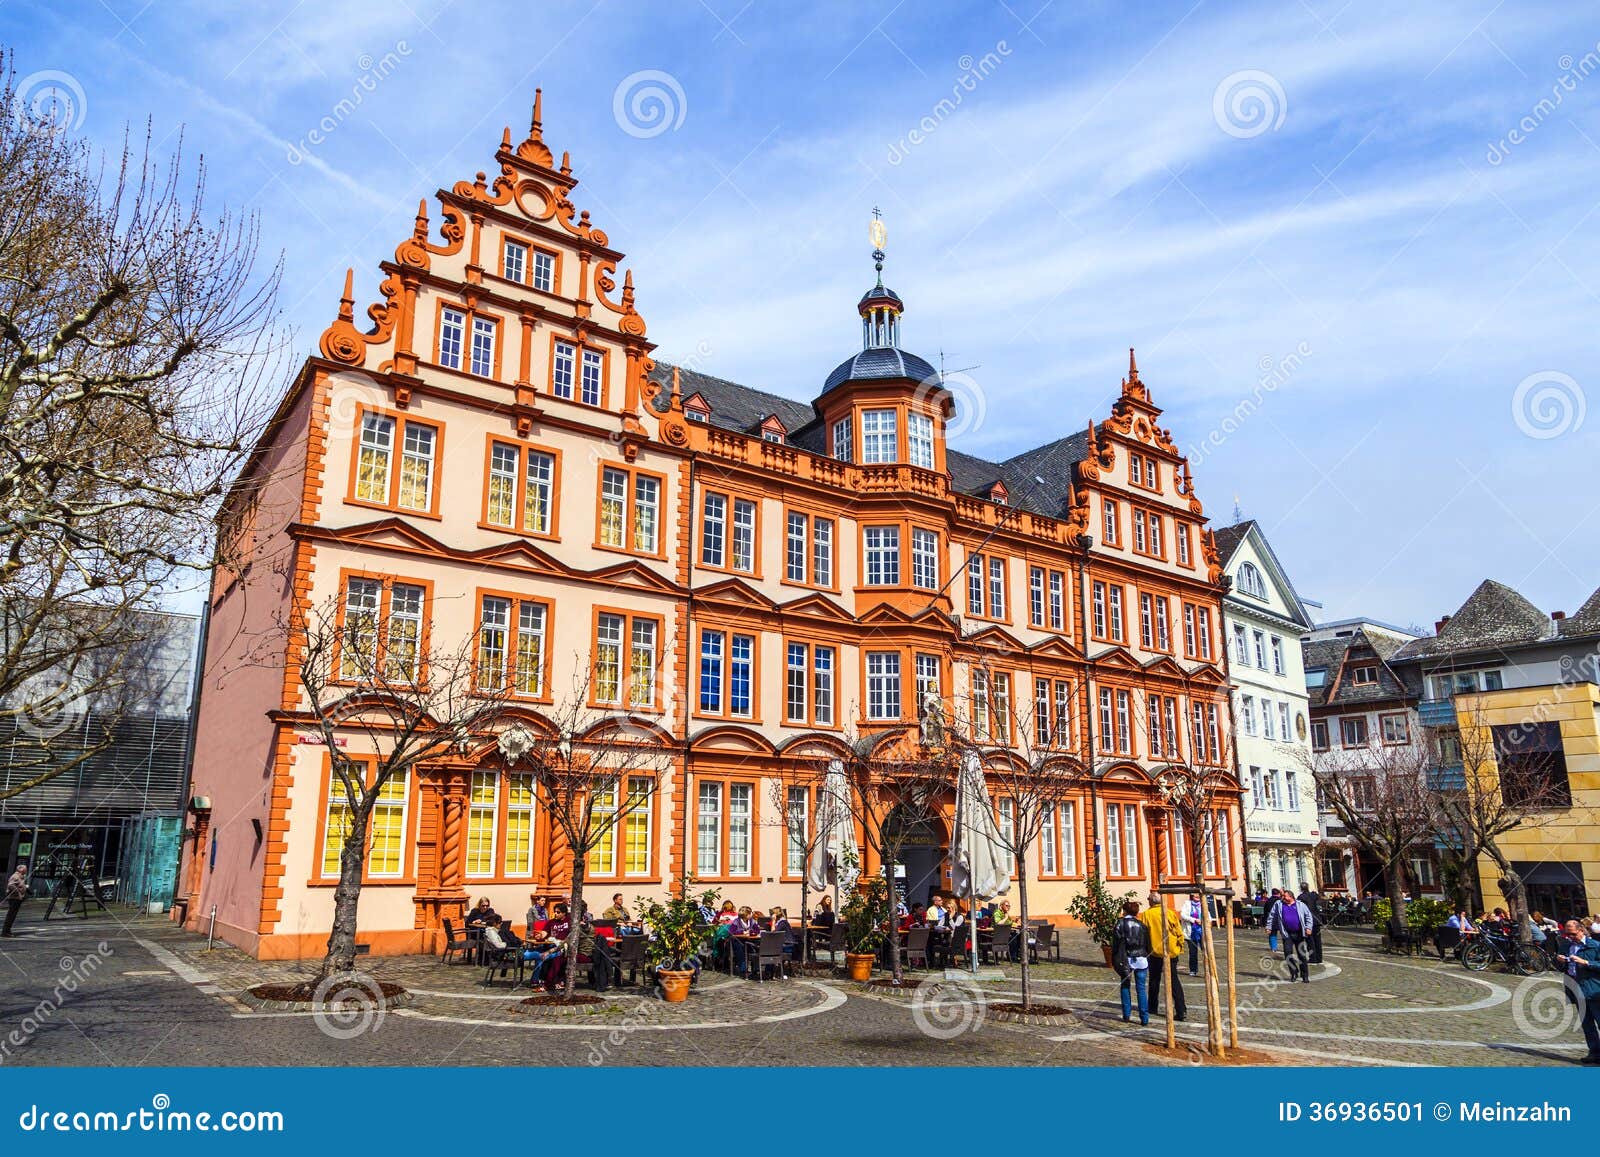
[1140,891,1187,1022]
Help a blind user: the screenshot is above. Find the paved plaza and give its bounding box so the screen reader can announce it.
[0,910,1588,1067]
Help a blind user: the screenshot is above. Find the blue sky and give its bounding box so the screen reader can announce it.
[8,0,1597,630]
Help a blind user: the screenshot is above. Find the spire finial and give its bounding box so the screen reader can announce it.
[670,366,683,409]
[337,268,355,321]
[531,87,543,135]
[869,206,887,287]
[1128,347,1139,382]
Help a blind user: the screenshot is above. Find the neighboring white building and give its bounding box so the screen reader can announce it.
[1213,521,1319,894]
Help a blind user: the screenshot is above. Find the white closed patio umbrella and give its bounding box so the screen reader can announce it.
[949,750,1014,974]
[807,759,858,906]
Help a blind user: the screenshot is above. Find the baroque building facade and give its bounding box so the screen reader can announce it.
[1211,521,1318,894]
[179,97,1245,959]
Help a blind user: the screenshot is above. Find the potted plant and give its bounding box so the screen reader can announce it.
[1067,872,1134,967]
[841,876,888,982]
[635,888,719,1002]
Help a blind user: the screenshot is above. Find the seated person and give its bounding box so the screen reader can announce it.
[464,897,497,929]
[522,926,561,988]
[602,892,632,923]
[578,917,618,992]
[695,897,718,924]
[769,906,796,956]
[925,894,948,928]
[482,919,515,978]
[715,900,739,925]
[811,895,836,928]
[526,893,548,928]
[496,915,523,950]
[992,899,1015,927]
[727,907,759,977]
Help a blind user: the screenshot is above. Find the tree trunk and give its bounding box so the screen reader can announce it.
[1488,847,1532,945]
[885,861,902,983]
[320,812,369,978]
[1385,857,1410,932]
[1017,869,1031,1009]
[562,849,587,1000]
[1198,891,1225,1058]
[799,875,811,966]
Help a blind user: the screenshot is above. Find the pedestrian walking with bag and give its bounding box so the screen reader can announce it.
[1297,883,1324,964]
[2,865,28,936]
[1112,900,1154,1026]
[1268,890,1315,982]
[1552,918,1600,1065]
[1184,892,1204,976]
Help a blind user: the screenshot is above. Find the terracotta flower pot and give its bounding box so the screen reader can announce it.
[1101,944,1114,968]
[845,952,875,982]
[659,969,694,1003]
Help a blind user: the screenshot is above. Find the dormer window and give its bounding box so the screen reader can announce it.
[987,480,1009,506]
[759,415,787,444]
[1350,665,1377,686]
[1237,561,1268,599]
[762,431,783,444]
[683,392,712,425]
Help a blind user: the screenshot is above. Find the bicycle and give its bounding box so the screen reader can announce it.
[1460,929,1545,975]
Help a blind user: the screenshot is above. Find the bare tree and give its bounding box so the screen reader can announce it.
[765,763,826,965]
[947,655,1091,1009]
[0,58,280,797]
[291,593,512,981]
[1428,696,1567,944]
[838,728,957,986]
[498,663,673,1001]
[1309,741,1434,932]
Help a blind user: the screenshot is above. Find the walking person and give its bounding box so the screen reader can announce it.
[1184,893,1204,976]
[1268,889,1315,982]
[1297,882,1324,964]
[1264,888,1282,953]
[1140,891,1187,1022]
[1112,900,1153,1026]
[1553,919,1600,1065]
[2,865,26,936]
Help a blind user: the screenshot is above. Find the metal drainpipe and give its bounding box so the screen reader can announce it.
[172,555,215,912]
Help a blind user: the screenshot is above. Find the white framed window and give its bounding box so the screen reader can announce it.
[866,652,901,720]
[908,411,934,469]
[861,408,898,464]
[1271,636,1285,674]
[968,555,985,615]
[700,493,726,567]
[367,770,409,878]
[531,249,554,292]
[1233,624,1249,665]
[384,583,424,682]
[1058,801,1077,875]
[785,642,807,722]
[730,498,757,572]
[832,416,853,462]
[1105,804,1122,875]
[696,782,722,877]
[1120,803,1140,876]
[1030,568,1046,627]
[1285,770,1300,812]
[813,646,835,726]
[1155,598,1170,651]
[786,786,809,876]
[599,467,628,548]
[1241,695,1256,736]
[502,239,527,284]
[1176,524,1191,565]
[470,316,496,377]
[786,513,807,583]
[1048,572,1064,630]
[396,421,435,512]
[466,771,498,877]
[1238,562,1267,598]
[551,339,576,399]
[439,307,465,370]
[813,518,834,587]
[911,528,938,590]
[988,557,1006,619]
[1250,766,1264,809]
[580,347,604,406]
[504,773,535,876]
[864,526,900,585]
[698,630,724,714]
[1116,690,1131,753]
[1253,630,1267,669]
[1098,688,1114,752]
[1278,701,1291,740]
[1107,586,1123,643]
[729,634,754,716]
[728,784,753,876]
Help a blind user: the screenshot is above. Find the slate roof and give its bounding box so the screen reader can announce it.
[651,360,1089,515]
[1559,585,1600,638]
[822,346,939,393]
[1390,579,1556,662]
[1210,520,1251,563]
[1303,629,1419,709]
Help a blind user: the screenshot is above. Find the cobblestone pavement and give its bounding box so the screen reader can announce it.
[0,911,1586,1067]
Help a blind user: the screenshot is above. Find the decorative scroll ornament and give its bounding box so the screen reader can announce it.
[318,268,402,366]
[1202,527,1224,584]
[1180,461,1205,516]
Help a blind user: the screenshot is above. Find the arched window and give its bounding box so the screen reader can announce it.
[1238,562,1267,599]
